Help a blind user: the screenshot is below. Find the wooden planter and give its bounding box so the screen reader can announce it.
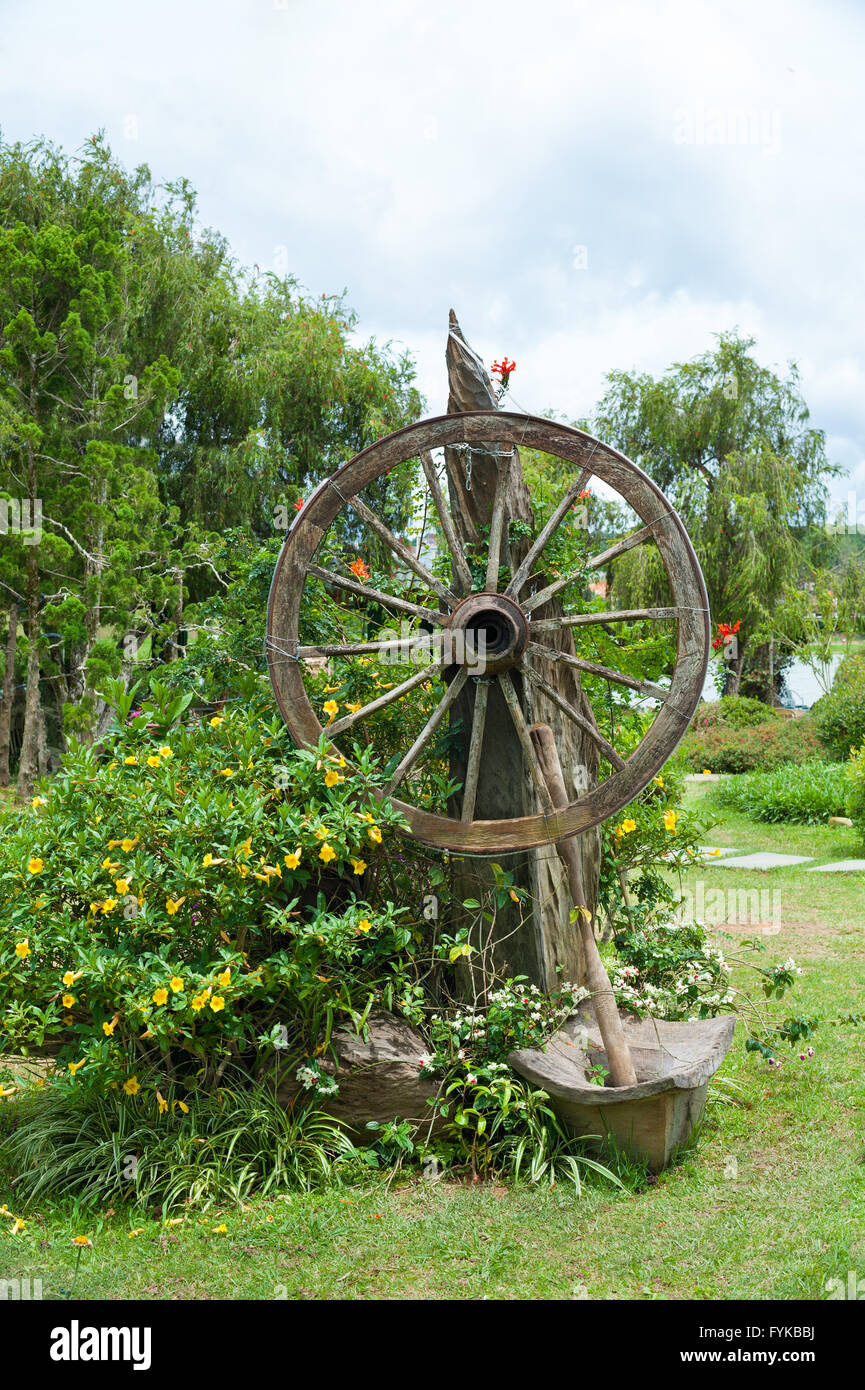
[509,1003,735,1170]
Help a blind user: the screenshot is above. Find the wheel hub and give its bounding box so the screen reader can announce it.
[446,592,529,676]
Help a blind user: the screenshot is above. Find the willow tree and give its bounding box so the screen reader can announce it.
[593,333,837,696]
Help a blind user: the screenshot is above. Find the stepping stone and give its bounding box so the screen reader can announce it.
[686,773,721,782]
[715,852,813,870]
[805,860,865,872]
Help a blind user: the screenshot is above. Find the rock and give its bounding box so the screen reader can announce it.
[277,1012,442,1140]
[828,816,854,827]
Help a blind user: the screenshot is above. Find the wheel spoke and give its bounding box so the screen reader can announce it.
[531,606,683,632]
[521,663,626,771]
[420,450,474,593]
[347,492,458,604]
[506,467,592,597]
[498,671,555,813]
[327,660,446,736]
[297,634,441,659]
[586,515,672,572]
[527,640,669,701]
[485,454,511,591]
[307,564,449,626]
[460,679,489,823]
[388,667,469,794]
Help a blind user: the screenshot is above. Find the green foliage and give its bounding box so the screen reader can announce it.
[0,682,417,1089]
[0,1073,355,1211]
[593,332,839,696]
[681,713,823,773]
[690,695,780,731]
[845,745,865,845]
[812,653,865,761]
[712,758,850,824]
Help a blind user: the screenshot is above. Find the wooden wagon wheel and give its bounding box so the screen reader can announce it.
[267,410,710,854]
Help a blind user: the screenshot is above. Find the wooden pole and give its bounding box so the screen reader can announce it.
[529,723,638,1088]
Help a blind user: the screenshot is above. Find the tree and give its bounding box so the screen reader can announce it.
[593,333,839,696]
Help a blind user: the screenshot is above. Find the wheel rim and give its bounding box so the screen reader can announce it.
[267,410,710,853]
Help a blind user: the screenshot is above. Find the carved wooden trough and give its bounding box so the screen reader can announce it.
[510,1003,735,1170]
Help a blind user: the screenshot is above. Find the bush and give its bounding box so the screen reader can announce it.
[689,695,779,732]
[0,678,416,1099]
[712,758,850,823]
[812,653,865,761]
[681,714,823,773]
[847,746,865,845]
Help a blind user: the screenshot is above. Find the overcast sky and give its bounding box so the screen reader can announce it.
[2,0,863,515]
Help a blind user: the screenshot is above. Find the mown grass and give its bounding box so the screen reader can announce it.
[1,782,863,1301]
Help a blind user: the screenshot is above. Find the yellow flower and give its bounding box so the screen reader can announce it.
[322,700,339,720]
[202,853,225,867]
[27,857,43,875]
[62,970,77,987]
[702,769,712,776]
[178,1100,189,1114]
[346,701,362,713]
[356,918,373,934]
[157,1091,168,1114]
[62,994,76,1009]
[170,976,184,993]
[324,769,341,789]
[217,969,231,987]
[191,993,206,1012]
[284,850,301,870]
[124,755,138,766]
[123,1076,140,1095]
[313,825,329,840]
[32,898,46,911]
[115,878,130,895]
[509,889,520,902]
[664,810,678,834]
[654,776,665,788]
[146,755,162,768]
[158,746,173,759]
[237,864,249,877]
[152,987,169,1006]
[128,1229,144,1238]
[212,1223,228,1234]
[14,940,30,959]
[0,1086,17,1098]
[121,837,137,853]
[100,898,117,914]
[210,995,225,1012]
[72,1235,92,1248]
[622,819,636,833]
[31,796,47,808]
[350,857,366,875]
[709,849,721,857]
[209,716,224,727]
[367,825,382,845]
[68,1059,86,1075]
[323,683,340,693]
[102,1020,116,1036]
[166,896,185,915]
[102,857,120,872]
[11,1219,25,1234]
[218,768,235,777]
[319,843,336,864]
[238,837,253,859]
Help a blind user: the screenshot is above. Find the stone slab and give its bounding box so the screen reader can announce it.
[698,846,739,857]
[805,859,865,872]
[715,852,813,870]
[686,773,721,782]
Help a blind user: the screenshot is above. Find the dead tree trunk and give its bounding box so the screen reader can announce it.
[446,311,601,992]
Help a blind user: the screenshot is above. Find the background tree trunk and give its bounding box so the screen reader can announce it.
[0,601,18,787]
[445,312,600,993]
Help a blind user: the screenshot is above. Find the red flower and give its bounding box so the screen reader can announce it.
[490,357,516,385]
[349,557,370,582]
[294,498,304,512]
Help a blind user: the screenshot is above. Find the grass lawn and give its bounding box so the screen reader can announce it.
[1,783,863,1301]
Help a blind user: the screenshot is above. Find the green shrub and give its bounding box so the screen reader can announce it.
[689,695,779,731]
[681,714,823,773]
[847,746,865,845]
[712,758,850,823]
[812,654,865,761]
[0,678,415,1098]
